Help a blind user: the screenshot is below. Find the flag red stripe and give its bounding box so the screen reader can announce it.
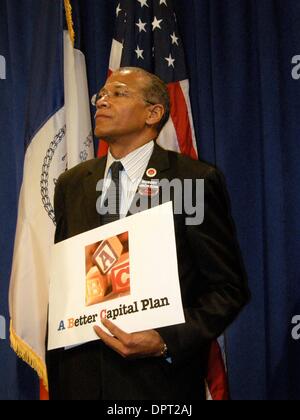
[167,82,197,160]
[97,140,109,157]
[40,380,49,400]
[206,341,230,400]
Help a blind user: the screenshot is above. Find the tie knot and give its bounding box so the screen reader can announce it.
[110,161,123,181]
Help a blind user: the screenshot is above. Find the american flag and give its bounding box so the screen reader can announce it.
[98,0,197,158]
[98,0,229,400]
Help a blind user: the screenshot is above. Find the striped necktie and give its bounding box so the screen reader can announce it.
[101,161,124,225]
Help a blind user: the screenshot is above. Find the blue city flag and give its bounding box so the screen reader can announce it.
[9,0,94,389]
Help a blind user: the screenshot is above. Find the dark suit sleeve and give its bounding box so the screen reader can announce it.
[156,168,250,365]
[53,175,68,244]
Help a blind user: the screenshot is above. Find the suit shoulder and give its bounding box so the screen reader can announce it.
[57,157,104,186]
[166,149,218,179]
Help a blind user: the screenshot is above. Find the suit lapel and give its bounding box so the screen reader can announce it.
[82,156,107,229]
[127,143,171,217]
[145,143,170,176]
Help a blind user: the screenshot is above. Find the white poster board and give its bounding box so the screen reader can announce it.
[48,202,185,350]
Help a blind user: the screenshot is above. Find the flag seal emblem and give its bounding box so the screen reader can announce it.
[40,126,66,223]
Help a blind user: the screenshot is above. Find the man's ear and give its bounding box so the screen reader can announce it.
[145,104,165,127]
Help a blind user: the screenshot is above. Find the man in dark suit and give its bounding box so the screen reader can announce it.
[46,67,249,400]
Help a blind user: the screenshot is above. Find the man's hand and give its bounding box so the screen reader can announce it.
[94,318,165,359]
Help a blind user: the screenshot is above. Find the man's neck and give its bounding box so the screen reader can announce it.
[108,137,155,160]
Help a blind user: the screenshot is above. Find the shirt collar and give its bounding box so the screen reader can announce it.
[105,140,155,182]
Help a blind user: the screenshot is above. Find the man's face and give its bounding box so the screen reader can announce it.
[94,70,152,142]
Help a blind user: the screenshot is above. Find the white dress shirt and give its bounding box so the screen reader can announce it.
[101,140,155,218]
